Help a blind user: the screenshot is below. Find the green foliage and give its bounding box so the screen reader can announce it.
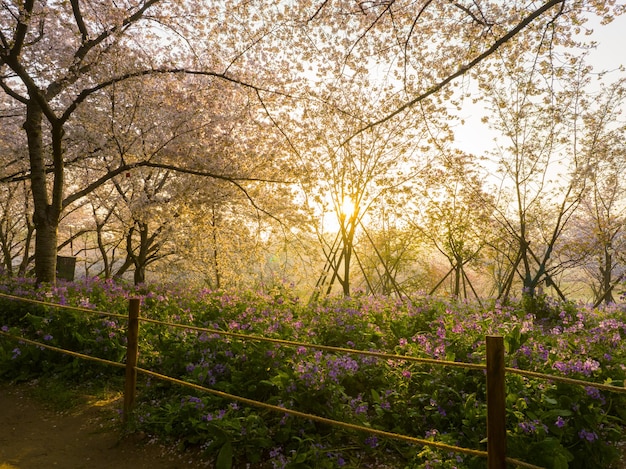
[1,276,625,468]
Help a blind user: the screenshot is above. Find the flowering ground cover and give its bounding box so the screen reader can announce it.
[1,277,625,468]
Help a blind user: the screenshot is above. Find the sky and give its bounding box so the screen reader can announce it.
[584,12,626,71]
[453,11,626,157]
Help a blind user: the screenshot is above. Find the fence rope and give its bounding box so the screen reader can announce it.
[4,293,624,468]
[1,292,485,371]
[505,458,546,469]
[138,316,488,371]
[0,330,125,369]
[139,317,626,395]
[2,292,624,395]
[0,293,558,469]
[1,330,542,468]
[0,292,127,320]
[505,367,626,394]
[0,327,488,462]
[138,368,545,468]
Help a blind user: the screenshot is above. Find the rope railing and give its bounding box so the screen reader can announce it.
[136,311,626,395]
[506,367,626,394]
[2,292,625,468]
[135,367,543,469]
[138,315,488,371]
[0,292,128,320]
[0,330,125,370]
[137,367,487,458]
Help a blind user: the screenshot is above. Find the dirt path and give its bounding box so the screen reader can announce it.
[0,383,211,469]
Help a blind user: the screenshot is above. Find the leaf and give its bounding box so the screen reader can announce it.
[215,441,233,469]
[504,326,527,354]
[554,453,570,469]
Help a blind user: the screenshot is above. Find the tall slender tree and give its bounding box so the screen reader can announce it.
[559,79,626,305]
[483,52,602,306]
[412,152,494,300]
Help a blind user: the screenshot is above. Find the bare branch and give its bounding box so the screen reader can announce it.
[346,1,395,66]
[0,79,28,104]
[308,0,331,22]
[8,0,35,59]
[72,0,161,65]
[447,0,493,26]
[44,0,162,99]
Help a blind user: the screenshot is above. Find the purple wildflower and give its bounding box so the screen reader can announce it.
[365,436,378,448]
[578,429,598,442]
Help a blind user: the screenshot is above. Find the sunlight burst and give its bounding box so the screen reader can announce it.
[340,197,355,219]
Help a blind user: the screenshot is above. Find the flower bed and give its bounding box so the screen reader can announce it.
[1,277,625,468]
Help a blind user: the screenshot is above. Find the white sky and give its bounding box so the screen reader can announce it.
[584,12,626,71]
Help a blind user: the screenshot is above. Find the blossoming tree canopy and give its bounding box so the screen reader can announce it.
[0,0,622,284]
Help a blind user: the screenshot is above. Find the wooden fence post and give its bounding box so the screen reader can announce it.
[124,298,140,424]
[486,335,507,468]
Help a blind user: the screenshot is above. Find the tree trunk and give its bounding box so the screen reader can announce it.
[17,222,35,277]
[0,229,13,276]
[210,206,221,289]
[600,249,614,304]
[341,217,353,297]
[454,259,462,297]
[24,101,59,284]
[96,225,111,278]
[34,223,59,284]
[134,263,146,285]
[133,222,150,285]
[118,222,150,286]
[342,244,351,296]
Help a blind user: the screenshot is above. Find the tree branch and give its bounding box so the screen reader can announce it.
[447,0,493,26]
[345,0,566,143]
[70,0,89,42]
[60,67,294,124]
[8,0,35,59]
[62,160,287,209]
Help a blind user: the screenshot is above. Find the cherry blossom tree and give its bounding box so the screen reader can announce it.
[0,96,33,275]
[0,1,289,284]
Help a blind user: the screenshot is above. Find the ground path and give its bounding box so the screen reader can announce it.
[0,382,211,469]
